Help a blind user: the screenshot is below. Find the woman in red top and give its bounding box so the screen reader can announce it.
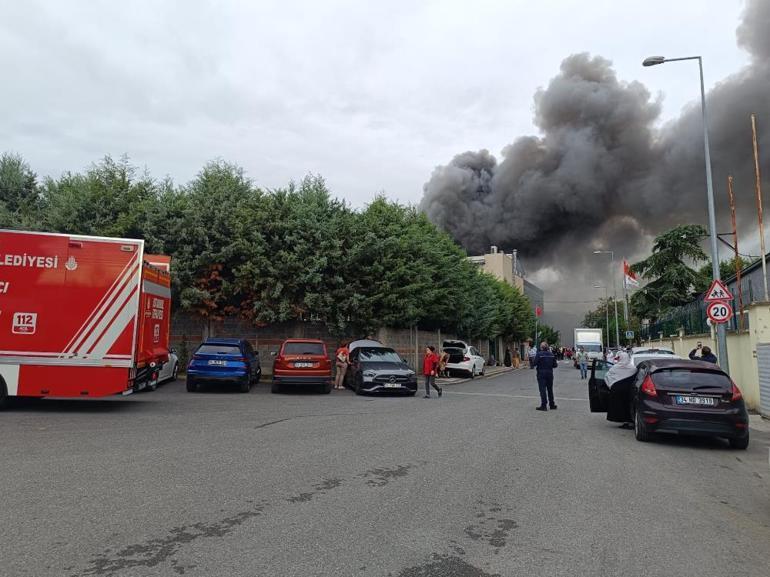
[422,346,442,398]
[334,344,350,390]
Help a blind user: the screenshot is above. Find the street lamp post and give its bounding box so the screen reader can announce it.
[594,250,620,347]
[643,55,729,374]
[593,284,610,354]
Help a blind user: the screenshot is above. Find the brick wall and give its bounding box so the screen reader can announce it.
[171,314,492,375]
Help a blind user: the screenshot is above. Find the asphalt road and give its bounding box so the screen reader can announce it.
[2,363,769,577]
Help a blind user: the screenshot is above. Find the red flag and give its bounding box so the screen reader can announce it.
[623,260,639,287]
[535,306,542,317]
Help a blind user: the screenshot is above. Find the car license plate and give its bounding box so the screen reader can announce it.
[675,395,716,406]
[208,360,226,366]
[294,362,313,368]
[384,382,400,388]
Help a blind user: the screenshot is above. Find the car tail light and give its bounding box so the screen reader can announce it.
[641,375,657,397]
[235,357,247,362]
[730,381,743,402]
[735,422,748,429]
[643,416,659,424]
[463,356,470,362]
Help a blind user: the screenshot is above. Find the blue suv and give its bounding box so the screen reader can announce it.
[186,338,261,393]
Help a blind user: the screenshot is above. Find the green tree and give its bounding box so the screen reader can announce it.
[695,256,754,293]
[0,152,41,228]
[630,224,708,321]
[536,324,560,346]
[41,155,157,238]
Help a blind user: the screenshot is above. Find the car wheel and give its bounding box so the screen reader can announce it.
[271,382,281,394]
[186,378,197,393]
[354,376,363,395]
[321,382,332,394]
[634,407,651,443]
[468,366,475,379]
[239,380,251,393]
[480,364,485,377]
[147,381,157,392]
[729,433,749,450]
[171,363,178,382]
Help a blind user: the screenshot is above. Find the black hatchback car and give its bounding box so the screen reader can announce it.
[344,341,418,396]
[588,358,749,449]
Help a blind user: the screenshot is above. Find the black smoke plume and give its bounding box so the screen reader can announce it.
[420,0,770,307]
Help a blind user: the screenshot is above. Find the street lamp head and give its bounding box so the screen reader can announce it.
[593,284,603,289]
[642,56,666,67]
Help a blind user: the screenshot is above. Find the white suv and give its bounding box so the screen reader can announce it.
[442,340,485,378]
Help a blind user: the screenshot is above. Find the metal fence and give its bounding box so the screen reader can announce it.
[640,295,748,341]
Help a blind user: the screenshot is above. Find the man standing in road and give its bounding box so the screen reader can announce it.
[534,342,558,411]
[576,346,589,380]
[422,346,442,398]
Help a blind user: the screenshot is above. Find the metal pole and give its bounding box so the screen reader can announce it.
[751,113,768,302]
[610,252,620,347]
[727,176,744,330]
[604,287,609,354]
[697,58,729,373]
[622,258,630,323]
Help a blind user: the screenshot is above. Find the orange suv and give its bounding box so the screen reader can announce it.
[271,339,333,394]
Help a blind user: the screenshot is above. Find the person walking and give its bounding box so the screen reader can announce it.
[528,345,537,369]
[334,343,350,390]
[690,345,718,364]
[534,341,558,411]
[422,345,442,398]
[577,346,589,380]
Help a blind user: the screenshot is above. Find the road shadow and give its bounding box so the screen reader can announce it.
[644,433,734,451]
[5,396,148,413]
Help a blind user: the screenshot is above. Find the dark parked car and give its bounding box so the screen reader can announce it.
[186,338,261,393]
[345,340,417,395]
[271,339,333,394]
[588,358,749,448]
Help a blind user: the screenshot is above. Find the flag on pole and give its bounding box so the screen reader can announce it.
[535,305,542,317]
[623,260,639,288]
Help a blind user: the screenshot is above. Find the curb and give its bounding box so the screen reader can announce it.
[436,366,524,387]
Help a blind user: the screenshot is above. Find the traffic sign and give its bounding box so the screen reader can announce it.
[704,279,733,302]
[706,300,733,324]
[625,330,635,339]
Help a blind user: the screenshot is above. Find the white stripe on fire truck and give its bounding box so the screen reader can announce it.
[62,253,140,355]
[75,275,139,358]
[64,258,140,356]
[86,289,141,359]
[142,280,171,299]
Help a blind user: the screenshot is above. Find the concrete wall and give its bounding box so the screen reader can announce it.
[653,301,770,411]
[170,314,491,376]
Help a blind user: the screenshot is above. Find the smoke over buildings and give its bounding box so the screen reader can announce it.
[420,0,770,328]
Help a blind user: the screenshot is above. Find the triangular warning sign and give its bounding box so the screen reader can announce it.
[704,279,733,302]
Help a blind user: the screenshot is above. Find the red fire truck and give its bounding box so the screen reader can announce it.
[0,230,171,407]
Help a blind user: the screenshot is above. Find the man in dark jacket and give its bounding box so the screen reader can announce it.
[534,342,558,411]
[690,345,718,364]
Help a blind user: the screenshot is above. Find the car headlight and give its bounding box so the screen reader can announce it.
[363,370,377,378]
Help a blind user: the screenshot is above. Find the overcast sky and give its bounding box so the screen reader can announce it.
[0,0,750,206]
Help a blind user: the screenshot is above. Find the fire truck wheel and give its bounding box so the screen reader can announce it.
[0,380,7,409]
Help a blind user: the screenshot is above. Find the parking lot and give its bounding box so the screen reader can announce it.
[2,363,769,577]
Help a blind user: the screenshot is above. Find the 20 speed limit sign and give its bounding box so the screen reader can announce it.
[706,301,733,323]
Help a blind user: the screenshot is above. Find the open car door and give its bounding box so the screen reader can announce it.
[588,359,611,412]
